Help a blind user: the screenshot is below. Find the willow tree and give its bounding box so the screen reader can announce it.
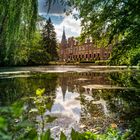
[0,0,58,65]
[0,0,38,65]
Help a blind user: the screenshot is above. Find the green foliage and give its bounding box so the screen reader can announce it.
[66,0,140,65]
[0,85,140,139]
[46,115,57,123]
[130,51,140,66]
[11,102,24,117]
[71,128,85,140]
[31,88,56,119]
[0,101,36,140]
[130,118,140,139]
[60,132,67,140]
[95,60,109,65]
[80,60,95,63]
[40,129,54,140]
[28,32,51,65]
[16,128,37,140]
[69,127,132,140]
[0,0,58,66]
[36,88,45,96]
[0,0,38,65]
[69,127,130,140]
[42,18,58,61]
[0,117,7,130]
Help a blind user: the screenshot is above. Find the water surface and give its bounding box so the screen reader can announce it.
[0,65,140,139]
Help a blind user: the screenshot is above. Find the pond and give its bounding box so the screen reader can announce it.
[0,65,140,139]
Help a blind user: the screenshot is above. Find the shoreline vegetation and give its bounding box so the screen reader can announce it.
[0,62,140,68]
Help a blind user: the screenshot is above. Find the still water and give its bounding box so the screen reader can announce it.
[0,65,140,139]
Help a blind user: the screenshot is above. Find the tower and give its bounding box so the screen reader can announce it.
[59,27,67,61]
[61,26,67,47]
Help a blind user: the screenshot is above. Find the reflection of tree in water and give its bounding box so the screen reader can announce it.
[1,71,140,136]
[79,71,140,133]
[58,72,140,133]
[27,74,58,133]
[0,73,58,106]
[0,78,28,106]
[109,72,140,121]
[109,71,140,88]
[80,89,135,133]
[58,72,113,132]
[109,71,140,106]
[0,73,59,137]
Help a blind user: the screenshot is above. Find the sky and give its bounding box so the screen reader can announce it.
[38,0,81,41]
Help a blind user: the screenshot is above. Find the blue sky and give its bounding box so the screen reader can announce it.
[38,0,81,41]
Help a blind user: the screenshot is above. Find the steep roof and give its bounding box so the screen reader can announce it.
[61,27,67,46]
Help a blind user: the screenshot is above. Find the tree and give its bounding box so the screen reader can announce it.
[28,32,51,65]
[66,0,140,65]
[0,0,38,65]
[42,18,58,61]
[0,0,57,66]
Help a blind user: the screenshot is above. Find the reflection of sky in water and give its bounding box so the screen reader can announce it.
[47,87,81,122]
[0,66,140,139]
[44,87,81,138]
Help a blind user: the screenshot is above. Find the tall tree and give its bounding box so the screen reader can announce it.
[0,0,38,65]
[42,18,58,61]
[66,0,140,65]
[28,31,51,65]
[0,0,57,66]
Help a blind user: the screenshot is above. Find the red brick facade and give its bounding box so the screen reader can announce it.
[59,29,112,62]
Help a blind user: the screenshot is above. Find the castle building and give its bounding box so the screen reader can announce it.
[59,28,112,62]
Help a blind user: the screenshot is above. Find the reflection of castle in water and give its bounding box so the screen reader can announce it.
[58,72,132,132]
[58,72,113,97]
[1,71,139,135]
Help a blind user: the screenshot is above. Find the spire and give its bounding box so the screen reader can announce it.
[48,17,51,23]
[62,26,66,40]
[61,26,67,45]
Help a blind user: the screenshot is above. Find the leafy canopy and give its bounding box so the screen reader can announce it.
[66,0,140,65]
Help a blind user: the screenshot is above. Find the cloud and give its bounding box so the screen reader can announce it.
[38,0,81,41]
[55,14,81,41]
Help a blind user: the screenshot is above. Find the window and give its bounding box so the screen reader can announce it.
[89,54,92,58]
